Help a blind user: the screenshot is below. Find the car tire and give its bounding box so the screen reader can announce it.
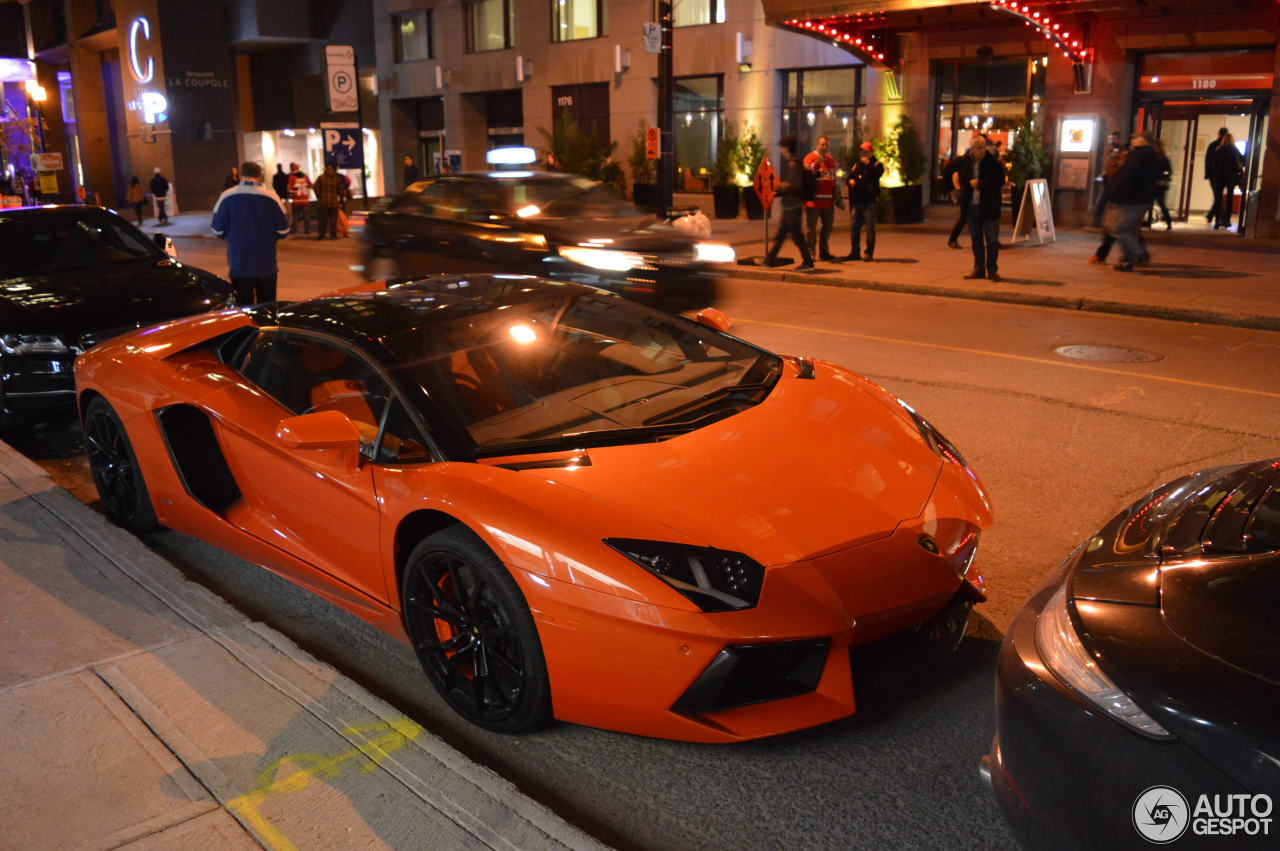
[83,396,160,533]
[401,525,551,733]
[365,255,400,282]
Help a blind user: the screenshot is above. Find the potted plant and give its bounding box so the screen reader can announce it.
[710,125,741,219]
[738,123,767,220]
[877,113,927,224]
[540,108,619,185]
[629,119,658,211]
[1009,115,1051,225]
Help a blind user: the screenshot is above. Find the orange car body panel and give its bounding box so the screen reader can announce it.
[75,309,993,742]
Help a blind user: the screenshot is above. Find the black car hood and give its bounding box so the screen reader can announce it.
[528,218,697,253]
[0,257,229,337]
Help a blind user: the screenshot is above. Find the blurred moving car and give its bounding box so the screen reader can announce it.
[76,274,991,741]
[985,459,1280,848]
[359,170,733,311]
[0,205,231,429]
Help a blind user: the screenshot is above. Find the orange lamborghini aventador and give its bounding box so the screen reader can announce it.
[75,274,992,742]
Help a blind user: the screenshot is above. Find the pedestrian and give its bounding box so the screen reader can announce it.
[403,154,420,188]
[1149,138,1173,231]
[211,161,289,305]
[1090,139,1130,264]
[943,151,968,248]
[313,162,345,240]
[802,135,839,261]
[844,142,883,261]
[1211,133,1244,230]
[956,135,1005,281]
[271,163,289,200]
[150,167,170,225]
[763,136,814,271]
[1092,131,1124,227]
[223,166,240,189]
[287,162,312,235]
[1203,126,1228,225]
[1108,131,1160,272]
[126,176,146,225]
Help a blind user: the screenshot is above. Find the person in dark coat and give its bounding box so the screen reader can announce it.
[764,136,814,271]
[843,142,883,261]
[271,163,289,200]
[403,155,420,189]
[1108,131,1160,271]
[1090,140,1129,263]
[943,151,968,248]
[956,135,1005,281]
[149,167,170,224]
[1203,126,1227,224]
[1149,138,1173,231]
[223,166,240,189]
[1211,133,1244,230]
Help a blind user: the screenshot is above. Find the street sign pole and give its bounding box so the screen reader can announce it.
[354,49,368,201]
[657,1,673,215]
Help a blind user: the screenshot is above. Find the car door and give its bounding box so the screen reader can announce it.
[384,178,487,276]
[209,329,395,601]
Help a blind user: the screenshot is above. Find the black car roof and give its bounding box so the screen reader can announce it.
[268,274,604,345]
[0,204,122,220]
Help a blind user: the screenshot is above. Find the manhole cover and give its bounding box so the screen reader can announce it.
[1053,344,1163,363]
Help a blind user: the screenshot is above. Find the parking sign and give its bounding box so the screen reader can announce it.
[321,123,363,169]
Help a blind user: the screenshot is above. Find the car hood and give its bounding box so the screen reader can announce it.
[494,362,946,566]
[0,257,230,336]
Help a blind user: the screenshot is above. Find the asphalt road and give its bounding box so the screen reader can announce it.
[11,237,1280,849]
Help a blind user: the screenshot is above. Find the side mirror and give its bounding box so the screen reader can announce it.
[276,410,362,468]
[695,307,732,333]
[154,233,178,259]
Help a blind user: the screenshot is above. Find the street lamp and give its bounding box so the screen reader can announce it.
[24,78,47,154]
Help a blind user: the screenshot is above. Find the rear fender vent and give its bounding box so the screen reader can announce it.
[155,404,241,514]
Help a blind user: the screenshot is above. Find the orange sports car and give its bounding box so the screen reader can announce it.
[75,275,992,742]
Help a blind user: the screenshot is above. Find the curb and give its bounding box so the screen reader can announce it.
[725,267,1280,333]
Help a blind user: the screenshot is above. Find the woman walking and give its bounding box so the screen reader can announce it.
[1212,134,1244,230]
[126,176,146,225]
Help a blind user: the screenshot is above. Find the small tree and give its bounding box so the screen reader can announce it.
[876,113,926,187]
[737,123,766,187]
[1009,115,1051,186]
[711,124,740,186]
[629,119,655,185]
[540,109,617,183]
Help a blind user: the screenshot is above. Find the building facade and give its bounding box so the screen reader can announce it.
[5,0,386,211]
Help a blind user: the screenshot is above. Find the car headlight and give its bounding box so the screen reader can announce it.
[604,539,765,612]
[897,398,967,467]
[1035,586,1174,739]
[694,241,735,264]
[0,334,73,356]
[558,246,644,272]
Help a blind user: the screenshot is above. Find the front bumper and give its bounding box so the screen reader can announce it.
[987,585,1250,850]
[1,353,77,421]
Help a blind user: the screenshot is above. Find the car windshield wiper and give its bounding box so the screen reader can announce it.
[642,379,778,427]
[472,422,706,459]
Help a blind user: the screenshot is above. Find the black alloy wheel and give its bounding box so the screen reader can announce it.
[402,526,551,733]
[83,396,159,532]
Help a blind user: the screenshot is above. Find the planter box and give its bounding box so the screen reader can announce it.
[632,183,658,212]
[742,187,764,220]
[889,185,923,224]
[711,184,741,219]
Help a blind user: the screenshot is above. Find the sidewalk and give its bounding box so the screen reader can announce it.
[142,202,1280,333]
[690,199,1280,333]
[0,441,605,850]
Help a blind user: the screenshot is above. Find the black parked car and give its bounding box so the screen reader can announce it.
[0,205,231,428]
[359,172,734,312]
[985,458,1280,849]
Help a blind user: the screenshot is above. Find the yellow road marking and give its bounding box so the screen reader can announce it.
[742,318,1280,401]
[225,717,423,851]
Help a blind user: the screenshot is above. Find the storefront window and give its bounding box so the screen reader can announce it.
[673,75,722,190]
[780,67,864,164]
[933,57,1046,199]
[673,0,725,28]
[553,0,601,42]
[467,0,513,52]
[393,11,432,62]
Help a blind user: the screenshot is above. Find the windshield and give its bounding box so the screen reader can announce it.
[384,289,780,456]
[0,210,158,278]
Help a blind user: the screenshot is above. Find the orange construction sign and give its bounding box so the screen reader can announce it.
[645,126,660,160]
[753,157,778,211]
